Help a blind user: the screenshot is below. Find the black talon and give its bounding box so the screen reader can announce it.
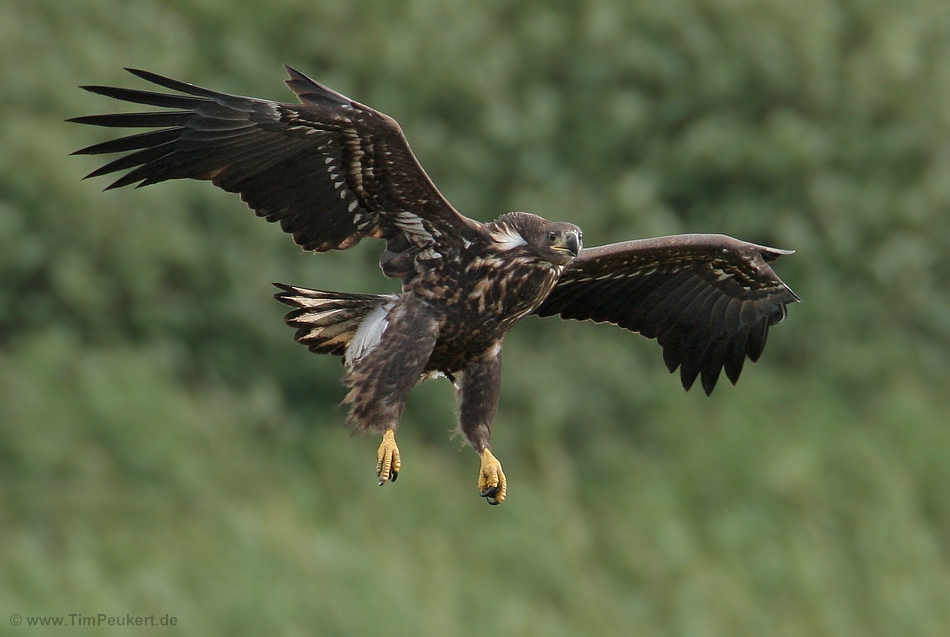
[389,469,398,483]
[480,485,498,498]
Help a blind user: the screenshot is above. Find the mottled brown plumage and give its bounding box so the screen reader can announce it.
[70,67,799,504]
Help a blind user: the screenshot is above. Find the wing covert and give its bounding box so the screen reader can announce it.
[534,234,800,394]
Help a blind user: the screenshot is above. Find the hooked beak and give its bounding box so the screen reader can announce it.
[553,231,580,258]
[565,231,580,257]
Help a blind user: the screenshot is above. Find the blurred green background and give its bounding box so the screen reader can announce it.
[2,0,950,635]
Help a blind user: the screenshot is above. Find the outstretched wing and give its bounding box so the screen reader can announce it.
[68,67,480,270]
[534,234,800,395]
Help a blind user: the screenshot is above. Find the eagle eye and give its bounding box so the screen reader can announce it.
[548,231,558,242]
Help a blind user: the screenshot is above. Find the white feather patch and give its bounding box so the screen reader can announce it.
[394,210,438,243]
[344,301,395,367]
[488,225,527,250]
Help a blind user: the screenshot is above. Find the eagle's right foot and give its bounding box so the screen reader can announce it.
[478,448,507,505]
[376,429,401,485]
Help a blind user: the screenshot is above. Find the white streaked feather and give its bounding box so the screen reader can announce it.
[394,210,438,242]
[344,300,395,367]
[488,225,527,250]
[294,307,350,324]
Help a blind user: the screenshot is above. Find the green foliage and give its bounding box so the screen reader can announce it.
[2,0,950,634]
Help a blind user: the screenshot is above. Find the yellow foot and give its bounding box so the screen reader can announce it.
[376,430,401,485]
[478,449,507,505]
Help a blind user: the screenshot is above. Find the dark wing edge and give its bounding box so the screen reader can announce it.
[68,67,480,264]
[534,234,800,395]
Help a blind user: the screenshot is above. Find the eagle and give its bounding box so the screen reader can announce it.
[69,67,800,505]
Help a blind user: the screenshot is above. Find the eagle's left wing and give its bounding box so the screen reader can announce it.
[533,234,800,394]
[68,67,481,271]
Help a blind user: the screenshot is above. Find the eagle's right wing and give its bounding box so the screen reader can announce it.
[534,234,800,394]
[69,67,481,273]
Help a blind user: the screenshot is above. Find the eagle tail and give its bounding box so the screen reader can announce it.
[273,284,397,360]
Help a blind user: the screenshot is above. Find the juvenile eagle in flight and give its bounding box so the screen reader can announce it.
[70,67,799,505]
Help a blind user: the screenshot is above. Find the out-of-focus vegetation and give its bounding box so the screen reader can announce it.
[2,0,950,634]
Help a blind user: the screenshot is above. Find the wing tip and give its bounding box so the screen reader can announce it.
[283,65,352,106]
[123,68,162,84]
[124,67,161,83]
[119,67,222,98]
[283,65,307,81]
[758,244,796,262]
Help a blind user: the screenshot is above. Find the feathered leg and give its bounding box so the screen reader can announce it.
[343,293,440,485]
[457,343,506,504]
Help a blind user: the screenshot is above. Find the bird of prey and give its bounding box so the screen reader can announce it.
[69,67,799,505]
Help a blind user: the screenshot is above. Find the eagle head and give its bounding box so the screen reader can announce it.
[489,212,583,265]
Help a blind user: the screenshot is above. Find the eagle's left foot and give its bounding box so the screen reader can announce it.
[376,429,401,485]
[478,449,507,505]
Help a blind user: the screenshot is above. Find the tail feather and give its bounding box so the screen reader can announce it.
[273,284,397,358]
